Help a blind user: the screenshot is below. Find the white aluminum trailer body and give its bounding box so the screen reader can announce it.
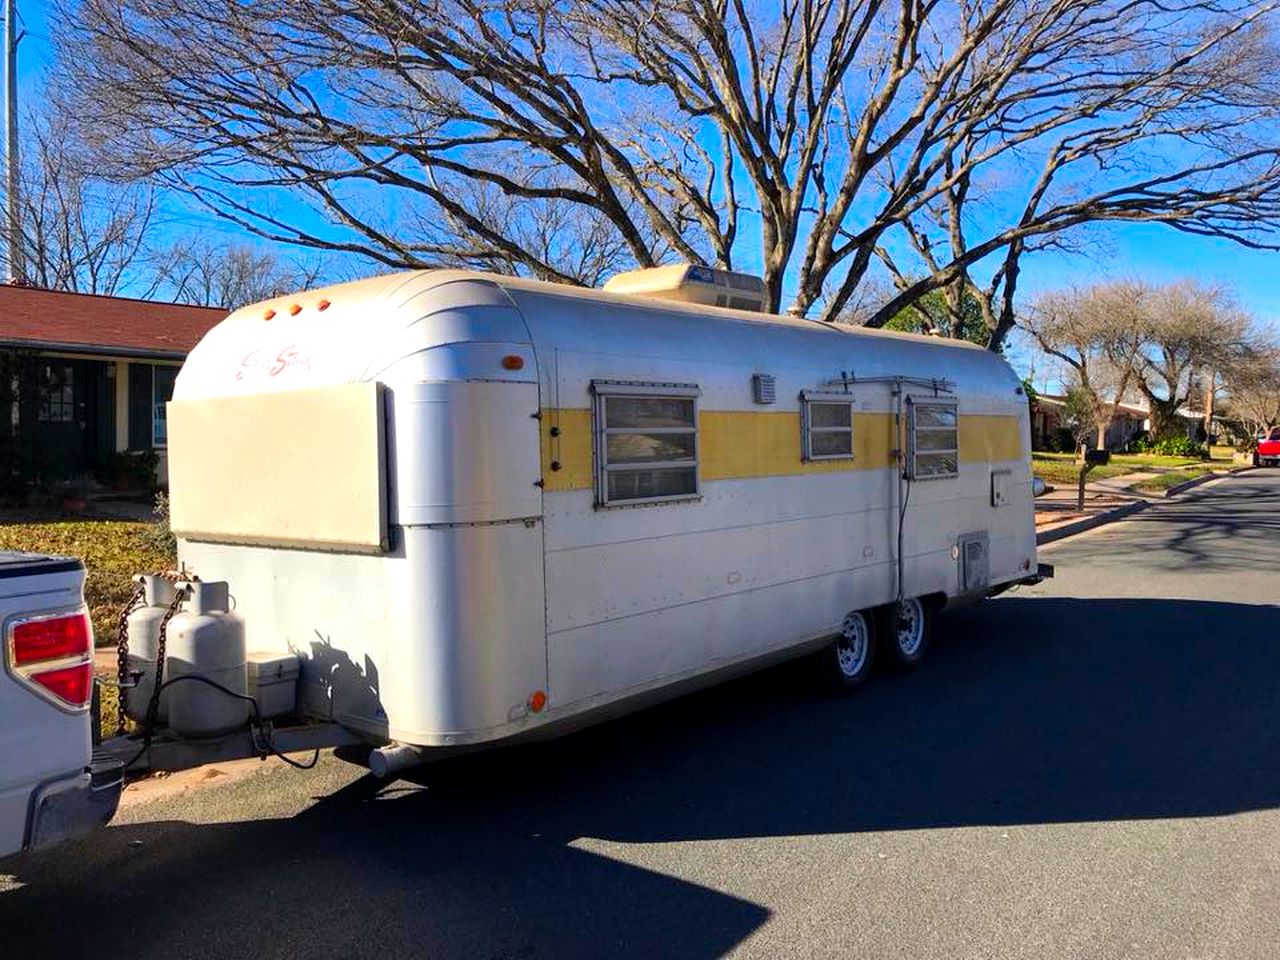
[170,270,1036,750]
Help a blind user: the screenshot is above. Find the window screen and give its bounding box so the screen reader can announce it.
[908,400,959,479]
[593,382,699,506]
[802,394,854,461]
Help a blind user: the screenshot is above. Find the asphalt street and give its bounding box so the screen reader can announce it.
[3,469,1280,959]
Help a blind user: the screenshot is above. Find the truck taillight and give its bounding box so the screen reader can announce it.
[6,611,94,710]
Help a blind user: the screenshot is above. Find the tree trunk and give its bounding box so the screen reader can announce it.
[1202,374,1215,441]
[1147,397,1183,441]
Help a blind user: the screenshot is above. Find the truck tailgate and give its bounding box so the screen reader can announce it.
[0,554,98,857]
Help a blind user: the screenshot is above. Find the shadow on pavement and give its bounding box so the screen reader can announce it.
[4,596,1279,957]
[1113,478,1280,568]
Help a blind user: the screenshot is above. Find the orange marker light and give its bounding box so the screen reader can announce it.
[263,309,276,321]
[501,354,525,371]
[317,299,331,311]
[529,690,547,713]
[289,303,303,316]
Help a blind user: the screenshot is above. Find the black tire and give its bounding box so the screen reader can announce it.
[878,596,933,671]
[817,609,876,693]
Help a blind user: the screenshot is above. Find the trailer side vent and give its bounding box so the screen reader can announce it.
[958,532,990,593]
[752,374,776,405]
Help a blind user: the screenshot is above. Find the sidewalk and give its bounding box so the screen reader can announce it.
[1034,471,1154,542]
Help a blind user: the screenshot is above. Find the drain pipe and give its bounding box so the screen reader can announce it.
[368,743,432,779]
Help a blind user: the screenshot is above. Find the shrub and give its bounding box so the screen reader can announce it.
[99,450,160,491]
[1138,435,1205,458]
[142,490,177,555]
[1048,428,1074,453]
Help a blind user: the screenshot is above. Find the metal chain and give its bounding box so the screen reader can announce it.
[144,584,190,731]
[114,581,147,736]
[111,569,199,739]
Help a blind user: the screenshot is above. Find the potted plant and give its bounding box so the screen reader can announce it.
[60,474,92,513]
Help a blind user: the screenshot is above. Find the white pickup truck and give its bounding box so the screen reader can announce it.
[0,551,123,858]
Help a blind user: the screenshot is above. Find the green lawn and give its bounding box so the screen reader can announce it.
[1129,466,1214,493]
[1033,450,1248,491]
[1031,452,1202,485]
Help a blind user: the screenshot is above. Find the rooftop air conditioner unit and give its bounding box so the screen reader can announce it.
[602,264,768,313]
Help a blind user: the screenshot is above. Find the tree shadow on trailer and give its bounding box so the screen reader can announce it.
[4,595,1279,958]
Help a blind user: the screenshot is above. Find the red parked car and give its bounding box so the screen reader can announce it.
[1256,427,1280,467]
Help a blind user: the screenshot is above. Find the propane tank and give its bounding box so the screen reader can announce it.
[165,581,250,738]
[123,575,177,724]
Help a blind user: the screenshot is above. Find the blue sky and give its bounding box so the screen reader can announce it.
[15,0,1280,386]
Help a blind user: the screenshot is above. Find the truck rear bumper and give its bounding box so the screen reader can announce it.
[26,751,124,852]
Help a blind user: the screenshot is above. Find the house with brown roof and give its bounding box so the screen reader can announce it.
[0,286,226,491]
[1030,393,1150,452]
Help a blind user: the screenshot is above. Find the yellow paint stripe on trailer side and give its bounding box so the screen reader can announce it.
[958,413,1026,463]
[539,408,1023,491]
[541,408,594,491]
[700,411,893,479]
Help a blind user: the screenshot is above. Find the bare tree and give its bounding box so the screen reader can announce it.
[1132,282,1250,439]
[1,112,155,294]
[53,0,1280,349]
[150,241,326,309]
[1028,280,1252,443]
[1223,345,1280,437]
[1023,282,1146,449]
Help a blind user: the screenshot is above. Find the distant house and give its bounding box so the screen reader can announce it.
[0,286,226,488]
[1030,393,1149,451]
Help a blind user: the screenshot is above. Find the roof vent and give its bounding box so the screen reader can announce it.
[603,264,767,313]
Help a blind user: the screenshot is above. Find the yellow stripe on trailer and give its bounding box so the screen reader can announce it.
[540,408,1023,491]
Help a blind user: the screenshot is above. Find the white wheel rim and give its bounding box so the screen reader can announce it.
[895,598,925,657]
[836,612,869,677]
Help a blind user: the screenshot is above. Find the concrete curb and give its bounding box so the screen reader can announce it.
[1156,472,1218,498]
[1036,500,1148,545]
[1158,466,1255,498]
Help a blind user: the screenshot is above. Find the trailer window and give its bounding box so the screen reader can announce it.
[801,395,854,460]
[908,400,959,479]
[592,381,700,506]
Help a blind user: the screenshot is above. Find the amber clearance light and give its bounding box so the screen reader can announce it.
[501,355,525,371]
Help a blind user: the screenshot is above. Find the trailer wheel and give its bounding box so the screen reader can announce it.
[820,610,876,692]
[881,596,932,671]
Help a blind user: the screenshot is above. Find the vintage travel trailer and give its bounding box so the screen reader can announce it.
[108,266,1042,776]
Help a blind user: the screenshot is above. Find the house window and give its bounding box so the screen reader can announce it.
[801,392,854,460]
[592,380,700,506]
[907,399,959,479]
[152,366,179,447]
[38,364,75,423]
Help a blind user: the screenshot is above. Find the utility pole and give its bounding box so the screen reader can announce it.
[3,0,21,285]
